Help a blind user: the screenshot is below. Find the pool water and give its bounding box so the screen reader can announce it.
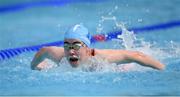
[0,0,180,96]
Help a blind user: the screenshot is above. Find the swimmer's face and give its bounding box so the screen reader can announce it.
[64,39,89,67]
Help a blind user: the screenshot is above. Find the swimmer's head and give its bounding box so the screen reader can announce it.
[64,24,91,47]
[64,24,91,67]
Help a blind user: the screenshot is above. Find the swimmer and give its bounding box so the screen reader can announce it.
[31,24,165,70]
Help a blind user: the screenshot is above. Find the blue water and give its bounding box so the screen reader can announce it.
[0,0,180,96]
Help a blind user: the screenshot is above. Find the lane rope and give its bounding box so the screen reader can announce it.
[0,0,104,13]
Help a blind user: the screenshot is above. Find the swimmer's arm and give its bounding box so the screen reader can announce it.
[31,46,64,70]
[98,50,165,70]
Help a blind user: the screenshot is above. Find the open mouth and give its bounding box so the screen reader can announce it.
[68,56,79,66]
[68,57,79,67]
[69,57,79,62]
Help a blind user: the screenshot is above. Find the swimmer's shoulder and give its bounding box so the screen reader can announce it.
[94,49,125,56]
[48,46,64,51]
[40,46,64,52]
[39,46,64,58]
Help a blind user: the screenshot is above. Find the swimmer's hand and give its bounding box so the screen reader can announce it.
[32,59,51,70]
[125,51,165,70]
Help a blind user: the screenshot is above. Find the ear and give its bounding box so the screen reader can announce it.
[85,47,91,56]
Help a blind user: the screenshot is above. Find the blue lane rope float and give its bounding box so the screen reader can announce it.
[0,41,64,61]
[0,0,105,14]
[0,20,180,61]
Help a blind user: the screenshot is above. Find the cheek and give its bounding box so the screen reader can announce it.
[79,49,88,58]
[64,51,68,56]
[78,51,84,57]
[64,50,76,57]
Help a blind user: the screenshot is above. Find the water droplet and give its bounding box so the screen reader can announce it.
[115,6,118,10]
[138,19,143,22]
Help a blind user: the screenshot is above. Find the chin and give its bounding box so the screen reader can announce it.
[69,61,79,68]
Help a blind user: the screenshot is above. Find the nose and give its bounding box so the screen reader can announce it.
[69,49,76,55]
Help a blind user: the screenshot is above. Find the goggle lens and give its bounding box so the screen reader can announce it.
[64,43,83,50]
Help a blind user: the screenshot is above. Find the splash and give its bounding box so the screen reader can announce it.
[97,14,136,50]
[39,56,140,73]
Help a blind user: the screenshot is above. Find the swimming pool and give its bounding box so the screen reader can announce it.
[0,0,180,96]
